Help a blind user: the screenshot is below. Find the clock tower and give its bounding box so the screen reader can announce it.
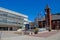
[45,5,52,31]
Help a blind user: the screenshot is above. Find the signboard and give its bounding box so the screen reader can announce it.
[25,24,30,30]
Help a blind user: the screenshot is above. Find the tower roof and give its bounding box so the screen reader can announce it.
[45,4,50,9]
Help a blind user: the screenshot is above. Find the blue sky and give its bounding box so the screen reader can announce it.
[0,0,60,21]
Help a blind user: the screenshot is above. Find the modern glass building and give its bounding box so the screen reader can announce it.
[0,7,28,31]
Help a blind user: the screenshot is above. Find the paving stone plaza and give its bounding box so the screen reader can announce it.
[0,30,60,40]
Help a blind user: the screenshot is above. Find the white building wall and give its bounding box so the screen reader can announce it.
[0,7,28,30]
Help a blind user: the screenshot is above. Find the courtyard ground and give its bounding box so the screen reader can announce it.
[0,30,60,40]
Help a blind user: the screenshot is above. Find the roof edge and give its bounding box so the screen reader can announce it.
[0,7,28,18]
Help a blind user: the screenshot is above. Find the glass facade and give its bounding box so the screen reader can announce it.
[0,10,28,28]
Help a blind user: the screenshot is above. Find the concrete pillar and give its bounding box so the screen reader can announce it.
[13,27,17,31]
[8,27,10,31]
[13,27,15,31]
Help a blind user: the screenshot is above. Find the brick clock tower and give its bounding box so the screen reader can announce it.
[45,5,52,31]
